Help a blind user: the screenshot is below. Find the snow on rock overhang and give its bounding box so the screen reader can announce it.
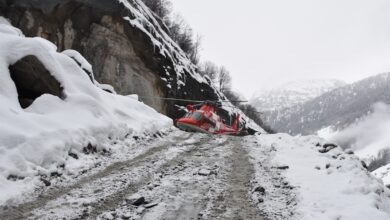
[0,17,171,190]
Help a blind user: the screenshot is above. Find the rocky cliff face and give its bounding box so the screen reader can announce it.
[0,0,221,117]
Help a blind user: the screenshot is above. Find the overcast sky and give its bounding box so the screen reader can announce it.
[170,0,390,98]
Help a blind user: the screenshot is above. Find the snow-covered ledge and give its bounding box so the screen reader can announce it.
[0,17,171,204]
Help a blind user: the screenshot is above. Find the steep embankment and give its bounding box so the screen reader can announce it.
[0,0,221,117]
[265,73,390,135]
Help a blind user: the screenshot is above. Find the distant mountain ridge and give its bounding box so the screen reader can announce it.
[264,72,390,135]
[250,79,346,112]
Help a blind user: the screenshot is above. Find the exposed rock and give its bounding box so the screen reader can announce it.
[68,152,79,159]
[361,161,368,170]
[276,165,289,170]
[7,174,25,181]
[82,143,97,155]
[319,143,337,153]
[50,171,62,178]
[9,55,64,108]
[254,186,266,195]
[0,0,221,118]
[323,143,337,148]
[132,197,145,206]
[40,178,51,187]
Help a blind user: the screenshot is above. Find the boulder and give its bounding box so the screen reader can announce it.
[9,55,64,108]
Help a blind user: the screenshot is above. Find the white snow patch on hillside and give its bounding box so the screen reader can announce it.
[316,126,336,140]
[250,134,390,220]
[0,19,171,204]
[250,79,346,112]
[373,164,390,187]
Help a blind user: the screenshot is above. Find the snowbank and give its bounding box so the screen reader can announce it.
[0,18,171,204]
[373,164,390,187]
[250,133,390,220]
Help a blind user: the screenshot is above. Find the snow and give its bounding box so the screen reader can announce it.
[0,17,23,36]
[249,133,390,220]
[0,18,171,204]
[62,49,93,78]
[316,103,390,185]
[317,126,337,140]
[250,79,346,112]
[373,164,390,187]
[1,2,385,217]
[326,103,390,159]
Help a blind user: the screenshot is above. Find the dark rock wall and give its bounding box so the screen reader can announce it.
[0,0,220,118]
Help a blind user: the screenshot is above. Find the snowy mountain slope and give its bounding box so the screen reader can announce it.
[0,0,263,134]
[0,18,171,204]
[250,79,346,112]
[321,103,390,160]
[265,72,390,135]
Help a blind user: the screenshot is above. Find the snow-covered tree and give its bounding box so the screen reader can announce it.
[217,66,232,93]
[199,61,218,82]
[141,0,172,19]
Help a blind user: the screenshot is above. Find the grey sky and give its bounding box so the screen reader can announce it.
[170,0,390,98]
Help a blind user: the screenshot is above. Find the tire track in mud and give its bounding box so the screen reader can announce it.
[204,137,263,220]
[86,135,217,219]
[123,136,262,220]
[0,132,197,220]
[1,133,275,220]
[246,137,298,220]
[138,135,230,220]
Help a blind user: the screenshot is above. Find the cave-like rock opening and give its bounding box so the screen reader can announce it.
[9,55,65,108]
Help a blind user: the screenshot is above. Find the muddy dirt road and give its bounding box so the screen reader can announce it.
[0,131,294,220]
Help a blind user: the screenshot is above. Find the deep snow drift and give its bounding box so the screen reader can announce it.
[249,134,390,220]
[0,17,171,204]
